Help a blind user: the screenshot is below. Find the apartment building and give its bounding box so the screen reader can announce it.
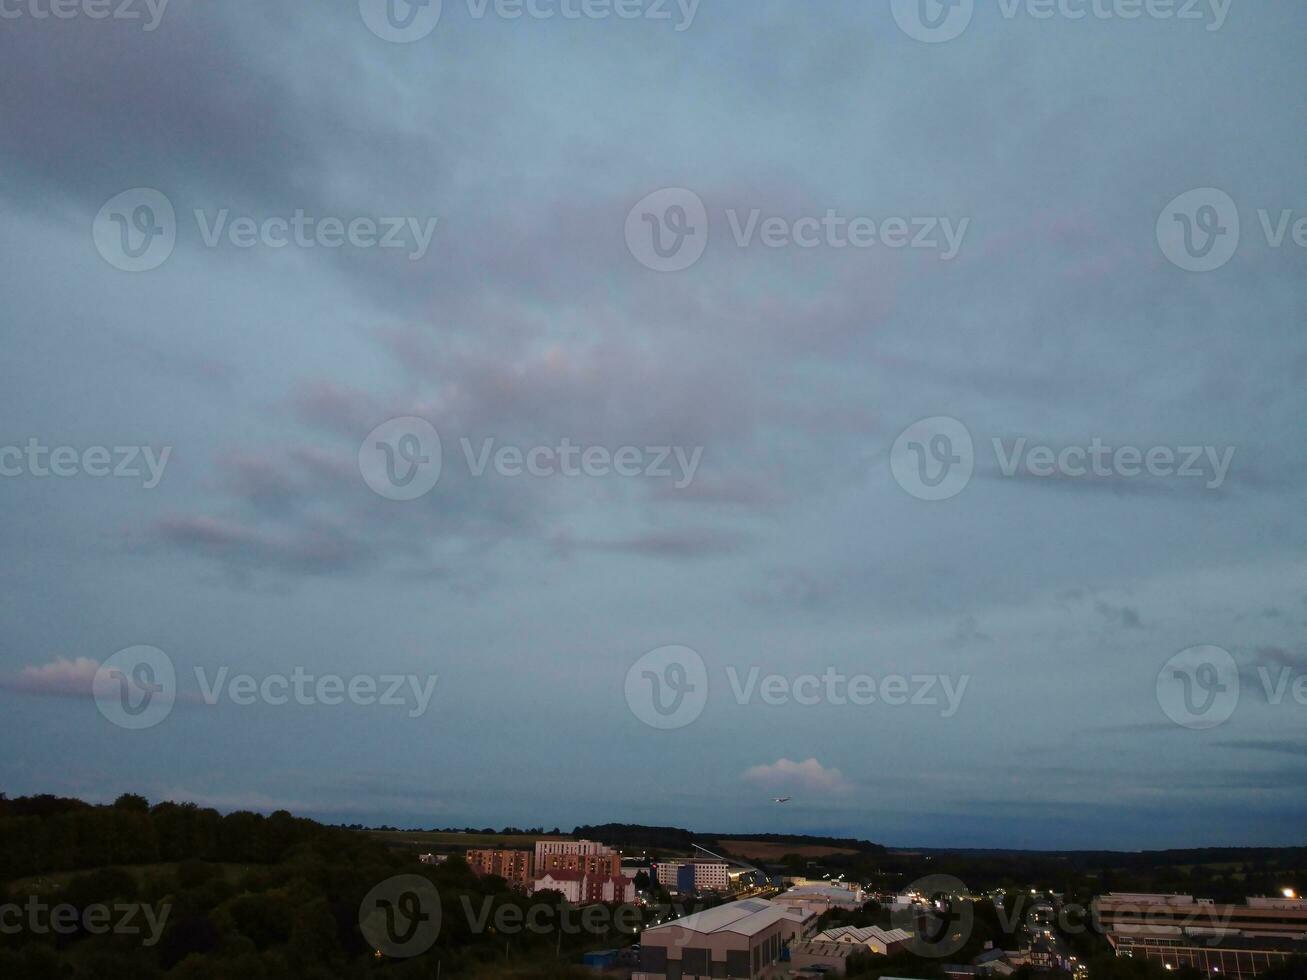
[465,848,534,891]
[530,869,636,904]
[1092,892,1307,978]
[533,839,621,878]
[654,859,732,893]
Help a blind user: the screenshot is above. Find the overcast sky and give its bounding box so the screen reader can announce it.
[1,0,1305,851]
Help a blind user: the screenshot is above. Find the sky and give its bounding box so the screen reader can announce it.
[1,0,1305,851]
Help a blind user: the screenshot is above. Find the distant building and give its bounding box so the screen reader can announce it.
[538,849,621,878]
[634,898,810,979]
[417,852,446,865]
[775,881,866,915]
[654,860,731,893]
[533,869,585,903]
[531,869,636,904]
[814,924,912,955]
[535,838,619,872]
[788,938,859,975]
[1092,892,1307,978]
[465,848,533,890]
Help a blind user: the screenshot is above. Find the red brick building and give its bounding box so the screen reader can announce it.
[465,848,534,891]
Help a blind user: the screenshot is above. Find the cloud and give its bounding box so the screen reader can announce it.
[0,657,99,698]
[1093,599,1144,629]
[741,758,852,795]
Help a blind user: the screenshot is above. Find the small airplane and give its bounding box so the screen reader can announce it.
[773,797,791,804]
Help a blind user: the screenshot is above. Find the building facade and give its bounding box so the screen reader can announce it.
[654,860,731,893]
[465,848,534,890]
[531,869,636,905]
[1092,893,1307,978]
[814,924,912,955]
[635,898,810,980]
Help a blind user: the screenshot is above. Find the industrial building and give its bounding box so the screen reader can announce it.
[813,923,912,955]
[1092,892,1307,978]
[634,897,812,979]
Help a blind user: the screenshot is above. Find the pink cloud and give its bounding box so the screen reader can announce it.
[1,656,99,698]
[741,757,853,795]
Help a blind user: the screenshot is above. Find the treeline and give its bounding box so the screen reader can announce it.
[0,794,631,979]
[0,794,335,881]
[570,822,884,854]
[571,823,701,851]
[715,832,885,853]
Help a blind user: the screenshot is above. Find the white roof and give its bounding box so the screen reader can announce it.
[644,899,796,938]
[816,925,912,945]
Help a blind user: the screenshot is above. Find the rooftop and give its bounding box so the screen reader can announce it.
[643,898,801,938]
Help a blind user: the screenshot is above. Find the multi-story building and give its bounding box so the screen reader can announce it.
[1092,893,1307,978]
[530,869,637,905]
[654,860,732,893]
[465,848,534,891]
[635,898,811,980]
[532,838,621,880]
